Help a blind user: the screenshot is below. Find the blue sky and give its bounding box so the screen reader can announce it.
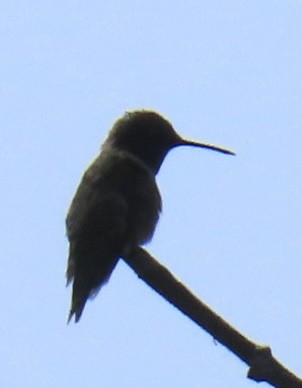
[1,1,302,387]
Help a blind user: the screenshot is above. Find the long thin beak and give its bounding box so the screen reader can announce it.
[178,138,236,155]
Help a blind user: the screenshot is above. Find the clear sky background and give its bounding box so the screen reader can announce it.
[1,1,302,387]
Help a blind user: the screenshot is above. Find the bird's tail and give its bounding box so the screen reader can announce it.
[67,254,119,323]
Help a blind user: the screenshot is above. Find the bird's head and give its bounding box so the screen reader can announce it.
[105,110,235,174]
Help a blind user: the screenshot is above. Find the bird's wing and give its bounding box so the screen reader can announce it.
[66,178,129,277]
[66,185,127,242]
[66,180,129,322]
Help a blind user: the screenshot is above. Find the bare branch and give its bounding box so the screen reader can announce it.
[123,248,302,387]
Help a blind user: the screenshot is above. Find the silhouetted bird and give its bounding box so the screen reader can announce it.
[66,110,235,322]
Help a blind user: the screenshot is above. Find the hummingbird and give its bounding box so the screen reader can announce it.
[66,110,235,322]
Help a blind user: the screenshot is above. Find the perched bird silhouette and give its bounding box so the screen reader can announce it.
[66,110,235,322]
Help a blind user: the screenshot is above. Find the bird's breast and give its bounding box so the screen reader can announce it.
[126,164,162,246]
[113,153,162,247]
[92,149,162,248]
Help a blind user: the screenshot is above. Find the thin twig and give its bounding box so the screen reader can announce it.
[123,248,302,387]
